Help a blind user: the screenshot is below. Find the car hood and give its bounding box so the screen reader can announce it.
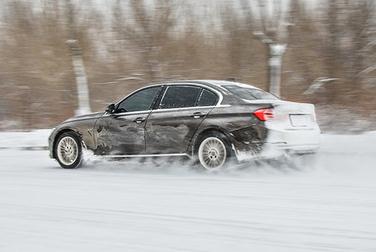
[64,111,105,123]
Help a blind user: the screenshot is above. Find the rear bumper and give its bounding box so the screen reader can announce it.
[232,125,320,161]
[265,126,320,154]
[264,143,319,154]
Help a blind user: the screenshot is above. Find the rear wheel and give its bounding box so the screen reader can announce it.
[55,132,82,169]
[197,133,231,171]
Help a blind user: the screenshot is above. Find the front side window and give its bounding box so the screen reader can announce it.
[117,86,162,113]
[223,85,278,100]
[159,86,201,109]
[197,89,218,106]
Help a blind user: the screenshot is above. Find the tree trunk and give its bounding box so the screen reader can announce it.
[68,40,91,115]
[66,0,91,116]
[268,44,286,97]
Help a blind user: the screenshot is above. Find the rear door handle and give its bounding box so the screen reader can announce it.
[134,117,146,124]
[191,112,204,119]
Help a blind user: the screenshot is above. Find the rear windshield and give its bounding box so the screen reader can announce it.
[222,85,278,100]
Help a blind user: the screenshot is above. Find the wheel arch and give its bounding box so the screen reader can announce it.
[189,126,234,156]
[52,128,82,159]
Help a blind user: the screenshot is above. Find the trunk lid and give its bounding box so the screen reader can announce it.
[245,99,316,129]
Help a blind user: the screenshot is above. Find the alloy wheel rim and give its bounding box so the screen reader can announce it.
[198,137,227,170]
[57,136,79,166]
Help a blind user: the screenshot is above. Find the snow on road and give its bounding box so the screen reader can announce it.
[0,132,376,252]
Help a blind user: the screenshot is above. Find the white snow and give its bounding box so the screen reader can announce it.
[0,131,376,251]
[0,129,51,149]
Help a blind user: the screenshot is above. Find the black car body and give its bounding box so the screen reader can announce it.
[49,80,320,169]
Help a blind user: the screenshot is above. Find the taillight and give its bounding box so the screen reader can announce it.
[253,108,274,121]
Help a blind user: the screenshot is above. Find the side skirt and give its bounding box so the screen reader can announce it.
[103,153,191,158]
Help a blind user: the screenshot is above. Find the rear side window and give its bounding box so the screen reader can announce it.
[160,86,201,109]
[223,85,278,100]
[197,89,218,106]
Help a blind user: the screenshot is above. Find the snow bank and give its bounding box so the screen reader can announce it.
[0,129,51,149]
[320,131,376,155]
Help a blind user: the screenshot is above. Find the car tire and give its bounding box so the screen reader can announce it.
[197,132,232,171]
[54,131,82,169]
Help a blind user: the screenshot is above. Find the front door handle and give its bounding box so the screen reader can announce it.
[191,112,204,119]
[134,117,146,124]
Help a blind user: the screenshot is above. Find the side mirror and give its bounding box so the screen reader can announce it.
[106,104,116,114]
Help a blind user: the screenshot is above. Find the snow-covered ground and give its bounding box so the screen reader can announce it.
[0,129,51,149]
[0,131,376,251]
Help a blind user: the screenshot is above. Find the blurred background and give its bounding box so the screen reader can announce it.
[0,0,375,132]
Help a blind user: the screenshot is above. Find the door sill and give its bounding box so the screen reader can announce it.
[104,153,190,158]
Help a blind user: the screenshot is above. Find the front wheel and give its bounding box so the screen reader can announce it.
[197,134,230,171]
[55,132,82,169]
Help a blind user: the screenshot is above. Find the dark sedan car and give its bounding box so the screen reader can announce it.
[49,80,320,170]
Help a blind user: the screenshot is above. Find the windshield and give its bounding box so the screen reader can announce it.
[222,84,278,100]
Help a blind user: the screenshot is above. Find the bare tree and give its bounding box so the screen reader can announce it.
[65,0,91,115]
[348,0,376,86]
[314,0,376,102]
[112,0,177,82]
[240,0,291,97]
[0,0,376,130]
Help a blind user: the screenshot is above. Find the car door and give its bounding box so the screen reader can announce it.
[94,86,163,155]
[145,85,219,154]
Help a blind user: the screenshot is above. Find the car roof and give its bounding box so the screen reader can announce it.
[197,80,259,90]
[157,79,260,92]
[153,80,262,105]
[116,79,262,107]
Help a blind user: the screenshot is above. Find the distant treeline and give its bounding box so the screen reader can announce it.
[0,0,375,130]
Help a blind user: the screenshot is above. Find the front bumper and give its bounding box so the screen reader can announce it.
[48,128,56,159]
